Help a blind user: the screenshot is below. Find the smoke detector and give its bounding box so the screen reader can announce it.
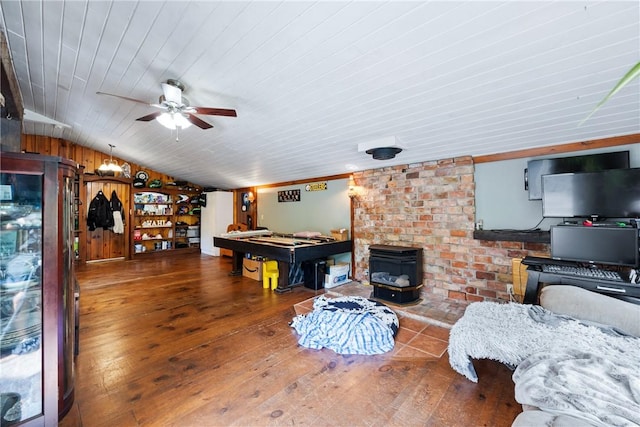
[357,136,404,160]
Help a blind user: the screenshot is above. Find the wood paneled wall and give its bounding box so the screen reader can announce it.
[21,134,200,262]
[21,134,182,185]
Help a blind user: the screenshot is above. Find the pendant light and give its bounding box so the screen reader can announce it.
[98,144,123,174]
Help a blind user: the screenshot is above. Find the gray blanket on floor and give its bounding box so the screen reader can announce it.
[448,302,640,426]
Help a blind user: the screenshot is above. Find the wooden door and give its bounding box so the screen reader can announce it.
[85,181,130,261]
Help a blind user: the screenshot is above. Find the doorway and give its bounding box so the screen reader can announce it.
[84,181,130,262]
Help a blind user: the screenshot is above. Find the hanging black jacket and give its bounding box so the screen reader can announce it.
[87,190,114,231]
[110,190,123,216]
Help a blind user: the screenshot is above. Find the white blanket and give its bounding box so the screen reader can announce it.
[448,302,640,426]
[448,302,640,383]
[514,350,640,427]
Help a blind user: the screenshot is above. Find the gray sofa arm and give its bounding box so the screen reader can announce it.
[539,285,640,337]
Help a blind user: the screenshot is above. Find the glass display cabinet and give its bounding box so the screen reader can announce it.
[1,153,77,425]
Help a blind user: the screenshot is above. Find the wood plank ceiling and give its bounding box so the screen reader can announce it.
[1,1,638,188]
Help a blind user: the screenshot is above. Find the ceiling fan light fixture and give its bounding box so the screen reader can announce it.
[174,112,192,129]
[156,112,175,129]
[156,112,192,130]
[97,79,236,131]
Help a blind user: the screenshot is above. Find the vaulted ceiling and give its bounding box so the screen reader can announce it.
[1,1,638,189]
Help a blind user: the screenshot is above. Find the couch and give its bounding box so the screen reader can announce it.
[511,285,640,426]
[448,285,640,427]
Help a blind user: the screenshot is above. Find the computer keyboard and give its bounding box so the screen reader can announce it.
[541,264,624,282]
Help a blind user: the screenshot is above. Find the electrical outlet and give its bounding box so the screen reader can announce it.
[507,284,514,295]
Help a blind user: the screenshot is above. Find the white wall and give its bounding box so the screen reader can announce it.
[475,143,640,230]
[257,178,350,235]
[200,191,233,256]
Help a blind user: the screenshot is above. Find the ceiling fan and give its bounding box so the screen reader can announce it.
[96,79,237,130]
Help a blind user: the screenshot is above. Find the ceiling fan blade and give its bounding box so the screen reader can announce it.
[186,113,213,129]
[193,107,237,117]
[96,91,152,106]
[162,83,182,105]
[136,112,162,122]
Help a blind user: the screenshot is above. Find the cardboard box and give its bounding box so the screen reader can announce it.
[325,263,350,288]
[330,229,349,241]
[243,258,263,281]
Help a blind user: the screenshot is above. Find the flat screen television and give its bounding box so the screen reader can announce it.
[551,225,639,267]
[526,151,629,200]
[542,167,640,219]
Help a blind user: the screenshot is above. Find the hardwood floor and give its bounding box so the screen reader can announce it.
[60,254,521,426]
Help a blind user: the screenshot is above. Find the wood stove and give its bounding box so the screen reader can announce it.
[369,245,423,304]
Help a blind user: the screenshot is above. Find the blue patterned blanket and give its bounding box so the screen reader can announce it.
[290,295,398,355]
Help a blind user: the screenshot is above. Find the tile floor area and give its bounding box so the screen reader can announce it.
[293,281,471,359]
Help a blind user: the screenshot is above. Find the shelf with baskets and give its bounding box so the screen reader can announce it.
[131,190,201,256]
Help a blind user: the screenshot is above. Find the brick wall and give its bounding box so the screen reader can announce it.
[352,155,549,302]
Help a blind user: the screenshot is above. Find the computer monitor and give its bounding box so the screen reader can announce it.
[542,167,640,219]
[550,225,639,267]
[526,151,629,200]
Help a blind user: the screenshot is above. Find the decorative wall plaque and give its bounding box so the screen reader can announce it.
[305,182,327,192]
[278,189,300,202]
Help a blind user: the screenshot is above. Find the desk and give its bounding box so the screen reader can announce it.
[523,265,640,304]
[213,235,352,292]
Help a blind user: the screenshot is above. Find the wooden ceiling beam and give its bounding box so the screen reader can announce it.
[473,133,640,164]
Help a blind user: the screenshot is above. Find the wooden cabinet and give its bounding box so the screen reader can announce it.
[0,152,77,425]
[131,190,201,257]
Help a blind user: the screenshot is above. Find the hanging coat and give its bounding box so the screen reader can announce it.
[110,190,125,234]
[87,190,114,231]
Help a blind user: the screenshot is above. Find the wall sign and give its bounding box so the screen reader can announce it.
[0,185,12,200]
[278,189,300,202]
[305,182,327,192]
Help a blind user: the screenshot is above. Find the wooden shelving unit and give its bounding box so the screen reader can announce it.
[131,189,201,257]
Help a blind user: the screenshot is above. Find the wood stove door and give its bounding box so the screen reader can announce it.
[369,258,422,288]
